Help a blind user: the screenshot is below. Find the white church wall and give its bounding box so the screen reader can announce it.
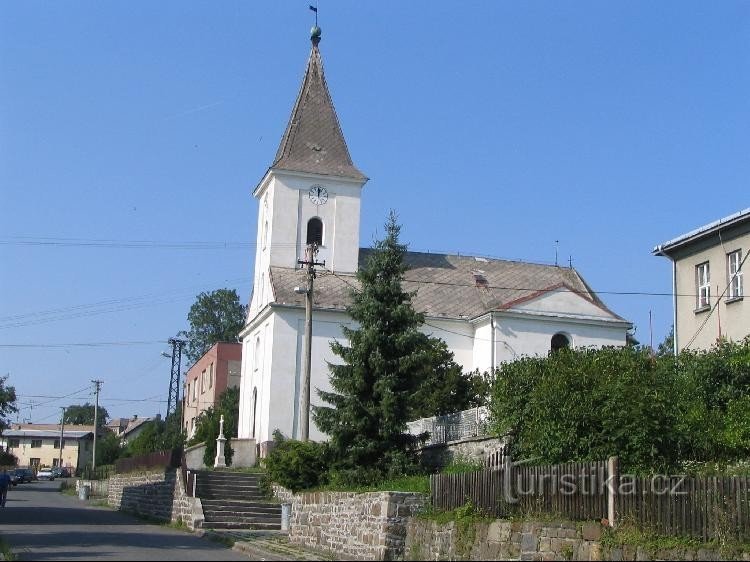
[238,315,275,442]
[493,312,626,365]
[254,308,353,444]
[513,287,618,320]
[472,320,493,373]
[268,172,363,274]
[421,318,475,373]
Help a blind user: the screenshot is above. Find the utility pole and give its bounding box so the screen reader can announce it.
[166,338,186,423]
[91,380,103,470]
[58,407,66,468]
[297,243,325,441]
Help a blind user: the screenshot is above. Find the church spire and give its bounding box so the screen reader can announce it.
[271,27,366,181]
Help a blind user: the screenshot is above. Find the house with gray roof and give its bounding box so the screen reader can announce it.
[235,27,631,452]
[1,423,94,472]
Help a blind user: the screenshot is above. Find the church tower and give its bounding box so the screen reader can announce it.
[249,26,367,317]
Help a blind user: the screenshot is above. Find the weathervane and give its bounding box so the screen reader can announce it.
[309,4,318,27]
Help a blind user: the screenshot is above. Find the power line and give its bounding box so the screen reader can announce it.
[0,341,165,349]
[0,278,251,330]
[0,236,300,249]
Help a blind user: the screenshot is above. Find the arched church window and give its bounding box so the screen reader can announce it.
[306,217,323,246]
[251,387,258,439]
[551,333,571,353]
[262,220,268,250]
[254,336,262,373]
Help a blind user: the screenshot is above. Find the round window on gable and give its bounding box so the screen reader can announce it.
[306,217,323,245]
[551,333,571,353]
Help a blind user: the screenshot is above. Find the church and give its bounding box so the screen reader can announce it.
[237,27,631,449]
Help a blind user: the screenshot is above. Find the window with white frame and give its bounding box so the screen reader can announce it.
[728,250,743,299]
[31,439,42,448]
[696,262,710,309]
[201,369,206,393]
[209,363,214,389]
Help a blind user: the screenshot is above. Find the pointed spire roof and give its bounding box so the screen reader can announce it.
[271,29,366,182]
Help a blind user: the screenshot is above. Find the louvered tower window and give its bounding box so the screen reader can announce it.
[306,217,323,245]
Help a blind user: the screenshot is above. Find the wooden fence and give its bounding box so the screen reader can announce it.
[617,475,750,541]
[431,460,750,541]
[114,448,182,474]
[431,461,608,521]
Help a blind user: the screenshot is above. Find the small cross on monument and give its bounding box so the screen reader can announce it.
[214,414,227,468]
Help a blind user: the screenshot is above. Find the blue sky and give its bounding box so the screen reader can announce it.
[1,1,748,424]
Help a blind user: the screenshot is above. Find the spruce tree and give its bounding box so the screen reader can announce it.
[314,212,428,484]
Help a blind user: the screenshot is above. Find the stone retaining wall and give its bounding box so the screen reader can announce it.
[405,518,750,561]
[286,490,427,560]
[419,436,506,470]
[107,469,204,529]
[76,478,109,497]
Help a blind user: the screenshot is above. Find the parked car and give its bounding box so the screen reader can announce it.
[8,471,19,486]
[13,468,34,483]
[37,467,55,481]
[51,467,71,479]
[60,467,71,478]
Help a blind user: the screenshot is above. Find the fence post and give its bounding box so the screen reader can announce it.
[607,456,620,527]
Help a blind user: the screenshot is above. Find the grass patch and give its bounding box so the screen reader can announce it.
[600,523,750,556]
[0,537,15,561]
[204,531,236,548]
[310,474,430,495]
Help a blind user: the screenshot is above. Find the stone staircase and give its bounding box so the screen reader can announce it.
[194,470,281,531]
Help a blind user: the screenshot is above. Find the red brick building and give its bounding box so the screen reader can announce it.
[182,342,241,438]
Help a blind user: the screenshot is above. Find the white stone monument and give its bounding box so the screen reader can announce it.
[214,414,227,468]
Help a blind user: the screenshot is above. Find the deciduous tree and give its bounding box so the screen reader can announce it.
[180,289,247,364]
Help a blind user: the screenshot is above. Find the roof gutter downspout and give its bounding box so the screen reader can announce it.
[655,244,678,356]
[672,258,678,356]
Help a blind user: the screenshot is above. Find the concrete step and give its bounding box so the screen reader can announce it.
[198,494,268,502]
[195,471,265,481]
[201,501,281,513]
[203,521,281,531]
[203,510,281,520]
[204,513,281,525]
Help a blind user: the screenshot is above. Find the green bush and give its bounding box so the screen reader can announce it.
[263,433,330,493]
[442,456,484,475]
[489,337,750,473]
[490,345,681,473]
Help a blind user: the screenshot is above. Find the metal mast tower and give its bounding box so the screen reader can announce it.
[166,338,186,420]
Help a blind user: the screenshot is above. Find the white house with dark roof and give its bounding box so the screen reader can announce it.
[237,27,631,449]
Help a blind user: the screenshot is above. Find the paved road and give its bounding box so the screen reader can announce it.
[0,480,249,561]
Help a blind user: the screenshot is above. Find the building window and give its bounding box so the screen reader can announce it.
[209,363,214,389]
[30,458,40,468]
[193,379,197,402]
[728,250,743,299]
[251,388,258,439]
[254,337,262,373]
[187,383,191,404]
[201,370,206,394]
[53,439,60,449]
[696,262,710,309]
[306,217,323,246]
[262,220,268,250]
[8,439,19,449]
[551,333,570,353]
[31,439,42,448]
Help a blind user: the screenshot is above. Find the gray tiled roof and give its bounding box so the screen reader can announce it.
[271,41,366,181]
[269,249,625,321]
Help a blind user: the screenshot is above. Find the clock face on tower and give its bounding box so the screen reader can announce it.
[309,185,328,205]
